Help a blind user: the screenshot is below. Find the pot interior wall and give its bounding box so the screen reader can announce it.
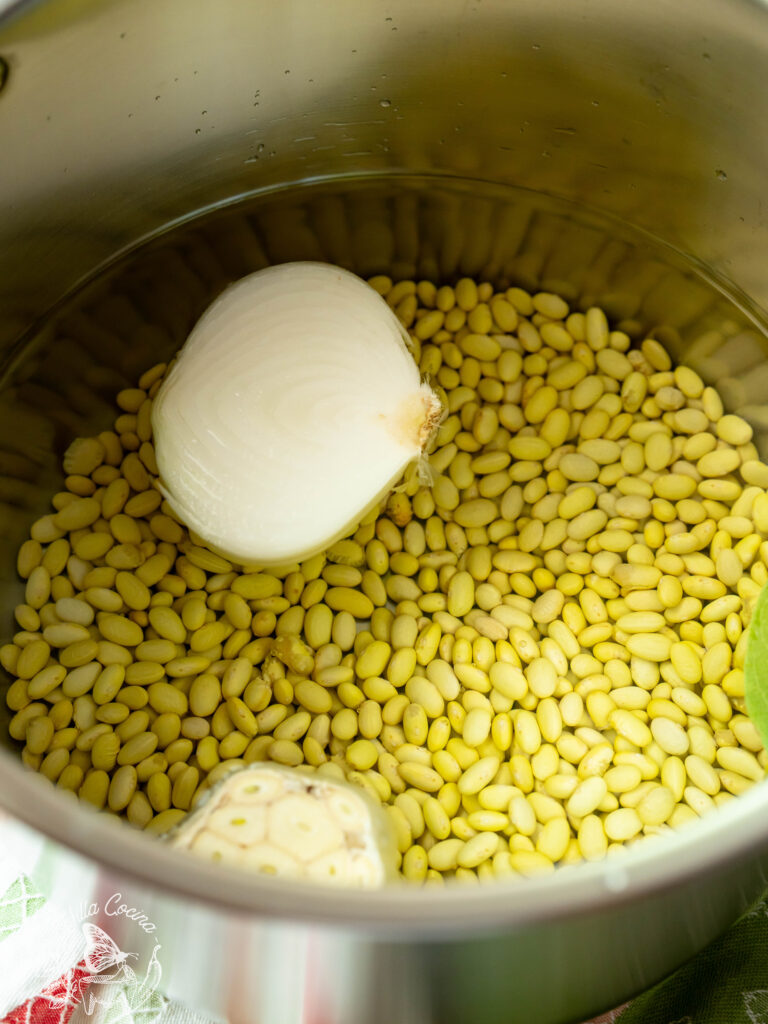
[3,0,768,350]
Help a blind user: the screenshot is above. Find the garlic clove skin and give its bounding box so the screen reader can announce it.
[152,262,441,566]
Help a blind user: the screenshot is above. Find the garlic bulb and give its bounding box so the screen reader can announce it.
[168,764,396,887]
[152,262,441,565]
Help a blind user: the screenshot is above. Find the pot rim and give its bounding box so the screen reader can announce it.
[1,746,766,933]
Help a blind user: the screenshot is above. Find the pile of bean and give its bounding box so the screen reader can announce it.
[3,275,767,885]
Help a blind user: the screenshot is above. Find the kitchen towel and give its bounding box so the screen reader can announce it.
[0,814,222,1024]
[612,889,768,1024]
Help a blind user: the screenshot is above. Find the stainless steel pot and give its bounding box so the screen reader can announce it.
[1,1,768,1022]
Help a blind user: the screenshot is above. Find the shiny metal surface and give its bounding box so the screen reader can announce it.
[2,1,768,1022]
[1,0,768,350]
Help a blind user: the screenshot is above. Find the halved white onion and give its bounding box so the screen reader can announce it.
[151,262,441,565]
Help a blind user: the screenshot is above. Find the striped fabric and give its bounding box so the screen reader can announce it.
[0,814,221,1024]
